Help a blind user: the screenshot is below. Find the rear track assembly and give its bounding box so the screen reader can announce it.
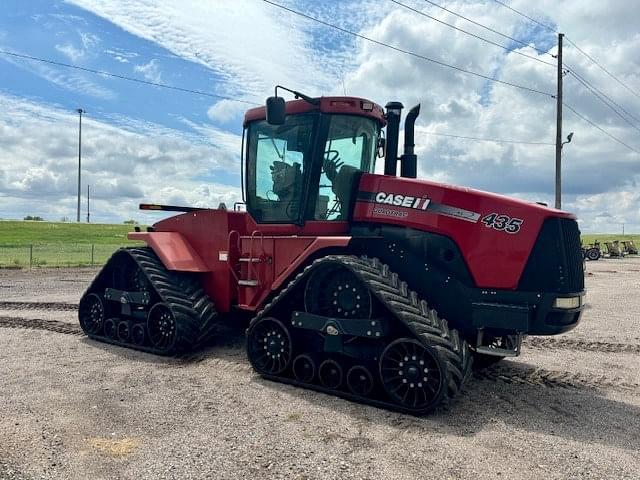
[247,255,472,415]
[78,247,219,355]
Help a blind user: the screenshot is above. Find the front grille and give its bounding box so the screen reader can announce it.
[518,217,584,293]
[559,218,584,291]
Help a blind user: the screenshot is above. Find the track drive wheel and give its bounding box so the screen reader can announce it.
[78,293,105,335]
[380,338,446,412]
[304,263,372,319]
[247,317,293,375]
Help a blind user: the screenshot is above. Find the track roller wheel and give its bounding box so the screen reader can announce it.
[347,365,374,396]
[147,303,178,352]
[104,318,118,339]
[380,338,445,411]
[131,324,146,346]
[304,263,372,319]
[117,321,130,343]
[319,359,343,389]
[292,354,316,383]
[247,317,292,375]
[78,293,105,335]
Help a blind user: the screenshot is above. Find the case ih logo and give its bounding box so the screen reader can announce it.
[374,192,431,210]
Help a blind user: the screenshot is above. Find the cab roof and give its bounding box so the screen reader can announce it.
[243,96,386,127]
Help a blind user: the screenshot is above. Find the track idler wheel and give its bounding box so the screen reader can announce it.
[247,317,292,375]
[131,324,146,346]
[147,303,178,352]
[292,354,316,383]
[319,359,343,389]
[78,293,105,335]
[347,365,374,396]
[304,263,372,319]
[117,321,130,343]
[104,318,118,339]
[379,338,445,411]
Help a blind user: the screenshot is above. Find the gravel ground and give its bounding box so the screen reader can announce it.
[0,259,639,480]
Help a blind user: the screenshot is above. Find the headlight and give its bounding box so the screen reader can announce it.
[553,296,582,309]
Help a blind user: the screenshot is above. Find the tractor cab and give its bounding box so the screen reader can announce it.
[242,94,386,225]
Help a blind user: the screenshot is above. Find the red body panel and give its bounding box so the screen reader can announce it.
[243,97,386,127]
[353,174,575,290]
[129,211,351,313]
[128,232,208,272]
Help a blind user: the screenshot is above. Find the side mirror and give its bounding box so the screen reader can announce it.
[266,96,286,125]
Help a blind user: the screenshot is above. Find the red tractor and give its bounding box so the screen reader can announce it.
[79,87,585,414]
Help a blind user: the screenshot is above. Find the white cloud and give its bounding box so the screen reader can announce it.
[55,43,85,62]
[134,59,162,83]
[0,93,241,223]
[206,99,245,124]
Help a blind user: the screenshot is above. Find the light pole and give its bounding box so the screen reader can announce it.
[76,108,84,222]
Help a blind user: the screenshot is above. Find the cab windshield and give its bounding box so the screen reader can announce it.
[245,113,378,223]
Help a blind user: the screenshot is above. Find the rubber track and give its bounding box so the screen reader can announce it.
[251,254,472,411]
[0,301,78,312]
[0,315,82,336]
[82,247,219,354]
[474,364,639,391]
[526,337,640,354]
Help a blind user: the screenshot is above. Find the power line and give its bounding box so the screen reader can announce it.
[565,63,640,126]
[563,102,640,154]
[420,130,554,145]
[564,37,640,101]
[490,0,556,33]
[566,69,640,134]
[488,1,640,101]
[0,49,260,106]
[423,0,552,57]
[261,0,555,98]
[389,0,555,67]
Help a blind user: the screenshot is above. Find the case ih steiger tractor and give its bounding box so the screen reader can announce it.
[79,87,585,414]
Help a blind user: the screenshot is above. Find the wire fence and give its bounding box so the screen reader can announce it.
[0,244,128,268]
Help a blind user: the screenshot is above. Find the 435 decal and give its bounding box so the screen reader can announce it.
[481,213,523,234]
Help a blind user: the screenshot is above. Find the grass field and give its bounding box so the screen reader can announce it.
[0,220,636,268]
[0,220,142,267]
[580,234,640,245]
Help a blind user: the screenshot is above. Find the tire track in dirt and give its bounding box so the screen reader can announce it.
[526,336,640,354]
[474,364,639,392]
[0,301,78,312]
[0,316,82,336]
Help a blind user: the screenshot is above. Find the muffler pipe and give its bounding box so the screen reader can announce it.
[400,104,420,178]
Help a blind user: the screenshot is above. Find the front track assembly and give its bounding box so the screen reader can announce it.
[78,247,218,355]
[247,255,472,415]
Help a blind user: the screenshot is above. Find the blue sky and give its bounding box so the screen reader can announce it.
[0,0,638,231]
[1,0,242,137]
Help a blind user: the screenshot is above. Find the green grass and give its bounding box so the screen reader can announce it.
[0,220,143,267]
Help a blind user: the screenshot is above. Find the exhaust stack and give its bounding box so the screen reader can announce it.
[384,102,403,176]
[400,104,420,178]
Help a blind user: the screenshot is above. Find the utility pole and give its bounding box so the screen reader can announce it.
[554,33,564,210]
[87,184,90,223]
[76,108,85,222]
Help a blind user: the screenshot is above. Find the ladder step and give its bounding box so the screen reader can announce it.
[239,257,262,263]
[238,279,260,287]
